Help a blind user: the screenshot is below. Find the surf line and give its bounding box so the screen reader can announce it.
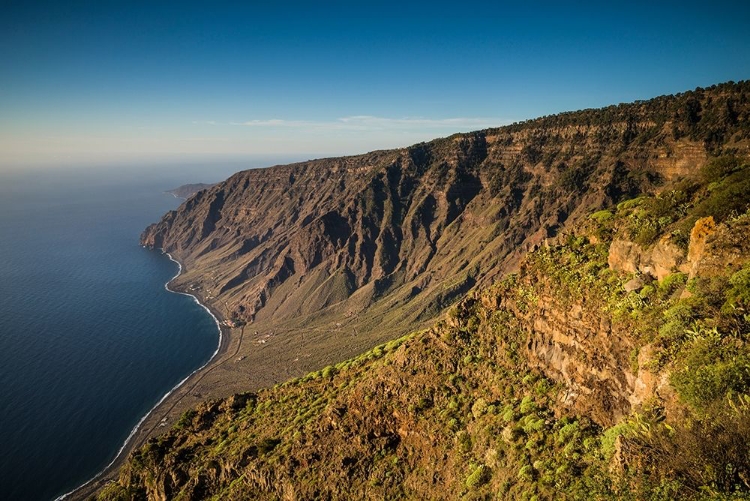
[55,249,223,500]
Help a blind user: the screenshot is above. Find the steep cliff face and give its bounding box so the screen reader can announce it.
[142,83,750,360]
[104,154,750,500]
[92,83,750,500]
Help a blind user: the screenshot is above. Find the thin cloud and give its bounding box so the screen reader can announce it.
[179,137,230,142]
[231,119,319,128]
[228,116,508,131]
[338,116,506,128]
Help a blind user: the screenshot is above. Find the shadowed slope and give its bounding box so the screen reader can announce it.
[141,82,750,392]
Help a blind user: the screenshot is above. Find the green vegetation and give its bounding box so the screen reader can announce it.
[175,409,196,430]
[104,120,750,498]
[590,156,749,249]
[465,464,490,488]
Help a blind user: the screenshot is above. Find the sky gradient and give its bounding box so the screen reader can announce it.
[2,1,750,168]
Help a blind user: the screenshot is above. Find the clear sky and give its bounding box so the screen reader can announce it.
[2,0,749,168]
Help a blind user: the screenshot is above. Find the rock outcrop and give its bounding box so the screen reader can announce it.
[689,215,750,277]
[608,236,690,280]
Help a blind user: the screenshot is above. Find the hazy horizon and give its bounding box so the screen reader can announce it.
[0,154,320,174]
[3,1,750,169]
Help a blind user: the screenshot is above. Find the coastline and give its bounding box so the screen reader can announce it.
[56,250,230,501]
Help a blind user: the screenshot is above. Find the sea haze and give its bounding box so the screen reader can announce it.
[0,163,243,500]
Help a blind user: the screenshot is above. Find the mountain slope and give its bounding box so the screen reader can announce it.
[104,154,750,500]
[141,82,750,391]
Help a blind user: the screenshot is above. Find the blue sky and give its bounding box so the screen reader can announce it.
[1,0,749,167]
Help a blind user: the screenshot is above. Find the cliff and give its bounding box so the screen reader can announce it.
[97,82,750,500]
[104,152,750,499]
[141,82,750,390]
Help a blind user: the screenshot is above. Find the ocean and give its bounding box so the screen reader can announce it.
[0,163,258,500]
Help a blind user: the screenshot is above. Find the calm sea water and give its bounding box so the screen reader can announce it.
[0,163,253,500]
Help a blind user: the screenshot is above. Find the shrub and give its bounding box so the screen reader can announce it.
[622,400,750,497]
[590,209,614,223]
[534,379,553,396]
[465,464,490,489]
[176,409,197,430]
[600,422,635,460]
[723,264,750,314]
[617,197,646,212]
[691,167,750,223]
[456,431,472,453]
[671,348,750,410]
[556,421,580,445]
[97,482,132,501]
[518,464,535,481]
[700,156,743,183]
[522,415,546,434]
[639,284,655,299]
[471,398,487,418]
[658,272,687,299]
[520,396,537,414]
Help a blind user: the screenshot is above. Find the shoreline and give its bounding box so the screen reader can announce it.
[56,249,229,501]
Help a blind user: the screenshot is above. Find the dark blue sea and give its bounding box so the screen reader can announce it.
[0,161,286,500]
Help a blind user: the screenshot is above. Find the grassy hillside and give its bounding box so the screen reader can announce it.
[100,156,750,500]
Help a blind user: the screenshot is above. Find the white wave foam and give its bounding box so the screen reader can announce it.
[55,250,223,500]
